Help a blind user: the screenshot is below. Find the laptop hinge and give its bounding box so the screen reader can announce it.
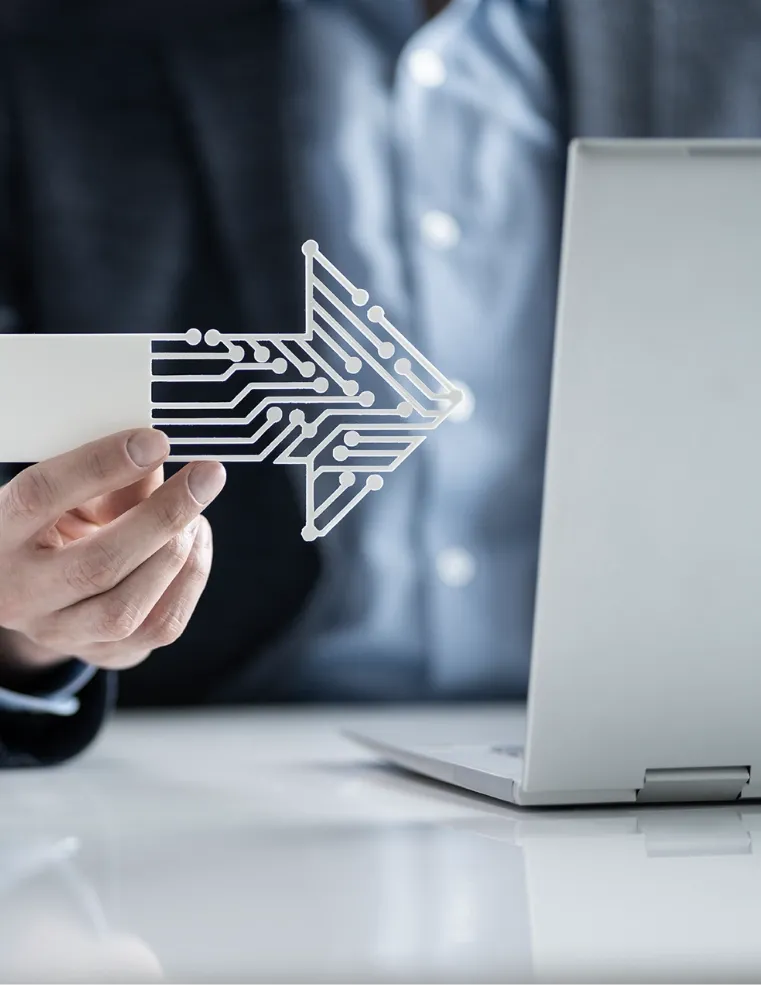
[636,767,750,803]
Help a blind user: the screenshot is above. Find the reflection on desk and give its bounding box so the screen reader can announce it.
[1,706,760,982]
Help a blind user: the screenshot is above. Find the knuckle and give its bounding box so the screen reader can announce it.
[94,596,144,641]
[65,541,123,594]
[4,468,58,521]
[80,445,118,484]
[185,547,211,585]
[164,530,194,568]
[152,495,193,533]
[148,606,188,648]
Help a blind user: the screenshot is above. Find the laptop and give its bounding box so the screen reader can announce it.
[347,139,761,806]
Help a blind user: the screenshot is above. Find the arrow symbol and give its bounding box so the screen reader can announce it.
[154,241,462,539]
[0,241,462,540]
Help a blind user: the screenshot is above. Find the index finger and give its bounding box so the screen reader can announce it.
[0,428,170,545]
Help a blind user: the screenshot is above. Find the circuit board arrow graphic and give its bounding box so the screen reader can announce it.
[0,241,462,540]
[153,241,463,539]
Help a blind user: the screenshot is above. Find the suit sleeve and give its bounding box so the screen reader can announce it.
[0,670,116,767]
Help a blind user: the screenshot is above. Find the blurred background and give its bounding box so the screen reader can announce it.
[4,4,761,981]
[1,0,760,712]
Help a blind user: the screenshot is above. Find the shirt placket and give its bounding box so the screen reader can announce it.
[391,0,562,694]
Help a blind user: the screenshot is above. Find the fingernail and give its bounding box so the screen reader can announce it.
[127,429,169,467]
[188,463,226,505]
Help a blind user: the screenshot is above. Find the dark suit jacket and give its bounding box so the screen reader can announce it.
[1,0,761,764]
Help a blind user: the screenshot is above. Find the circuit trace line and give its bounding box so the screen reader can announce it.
[152,240,463,540]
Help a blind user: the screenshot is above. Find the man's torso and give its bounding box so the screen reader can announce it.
[1,1,761,703]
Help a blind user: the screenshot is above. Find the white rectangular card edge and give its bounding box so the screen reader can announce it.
[0,333,154,462]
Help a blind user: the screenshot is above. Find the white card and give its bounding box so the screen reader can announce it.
[0,333,153,462]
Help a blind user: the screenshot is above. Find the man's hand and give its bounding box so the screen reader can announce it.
[0,428,226,675]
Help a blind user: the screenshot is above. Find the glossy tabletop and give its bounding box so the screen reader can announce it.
[2,705,761,982]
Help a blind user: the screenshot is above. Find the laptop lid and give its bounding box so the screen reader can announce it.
[523,140,761,801]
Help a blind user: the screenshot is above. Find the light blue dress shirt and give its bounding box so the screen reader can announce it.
[272,0,564,698]
[0,0,563,714]
[0,661,96,717]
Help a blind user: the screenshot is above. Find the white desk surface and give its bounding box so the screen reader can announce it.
[2,704,761,983]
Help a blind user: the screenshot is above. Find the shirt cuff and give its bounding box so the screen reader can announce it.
[0,661,98,717]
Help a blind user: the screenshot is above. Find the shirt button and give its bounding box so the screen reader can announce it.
[448,380,475,422]
[436,547,477,588]
[420,210,461,250]
[407,48,447,88]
